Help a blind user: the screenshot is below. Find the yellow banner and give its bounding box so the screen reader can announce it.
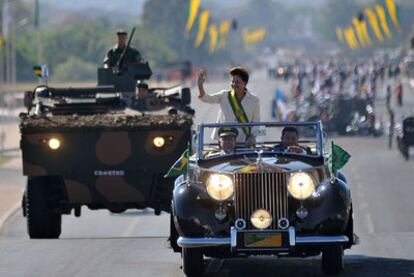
[243,28,266,47]
[360,20,372,46]
[376,4,392,38]
[0,36,4,47]
[208,24,218,54]
[218,20,231,49]
[194,10,210,47]
[365,8,384,42]
[349,28,359,48]
[336,27,344,43]
[352,18,366,48]
[385,0,401,32]
[344,27,359,49]
[344,30,354,48]
[185,0,200,33]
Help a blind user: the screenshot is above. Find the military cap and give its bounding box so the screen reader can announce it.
[218,127,239,138]
[136,80,148,89]
[116,28,127,35]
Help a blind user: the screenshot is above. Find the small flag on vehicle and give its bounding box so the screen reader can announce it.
[328,141,351,175]
[33,64,49,78]
[164,147,189,178]
[33,66,42,77]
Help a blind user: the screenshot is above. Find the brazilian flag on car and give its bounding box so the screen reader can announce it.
[328,141,351,175]
[164,148,189,178]
[33,66,42,77]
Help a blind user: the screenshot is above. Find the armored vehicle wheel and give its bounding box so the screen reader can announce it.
[26,177,62,239]
[182,248,204,277]
[321,245,344,275]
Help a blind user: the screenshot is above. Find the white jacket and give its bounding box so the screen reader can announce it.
[200,89,260,142]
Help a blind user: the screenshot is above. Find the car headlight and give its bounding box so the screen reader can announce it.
[206,174,234,201]
[153,136,165,148]
[48,138,61,150]
[287,172,315,200]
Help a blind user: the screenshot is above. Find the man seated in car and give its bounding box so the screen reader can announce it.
[130,81,153,111]
[206,127,238,157]
[274,126,309,154]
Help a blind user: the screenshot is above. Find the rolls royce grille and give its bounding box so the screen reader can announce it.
[234,172,288,229]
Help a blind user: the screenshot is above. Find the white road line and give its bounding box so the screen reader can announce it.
[365,212,375,234]
[353,174,375,234]
[360,201,368,209]
[122,217,142,237]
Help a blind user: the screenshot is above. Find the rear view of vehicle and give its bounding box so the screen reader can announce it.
[397,117,414,160]
[20,69,193,239]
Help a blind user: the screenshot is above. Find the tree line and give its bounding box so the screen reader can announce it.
[7,0,414,82]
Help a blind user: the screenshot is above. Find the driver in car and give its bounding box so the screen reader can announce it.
[274,126,308,154]
[206,127,238,157]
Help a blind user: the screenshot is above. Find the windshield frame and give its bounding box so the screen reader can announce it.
[196,121,324,160]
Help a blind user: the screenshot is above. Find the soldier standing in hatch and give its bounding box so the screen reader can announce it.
[103,29,143,68]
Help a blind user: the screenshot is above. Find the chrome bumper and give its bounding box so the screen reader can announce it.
[177,227,349,248]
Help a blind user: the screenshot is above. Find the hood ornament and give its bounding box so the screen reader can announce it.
[256,150,264,173]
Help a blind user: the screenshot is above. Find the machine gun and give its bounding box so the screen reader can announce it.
[113,27,136,75]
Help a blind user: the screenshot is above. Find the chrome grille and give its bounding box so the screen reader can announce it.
[234,172,288,229]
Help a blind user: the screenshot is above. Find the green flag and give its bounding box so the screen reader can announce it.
[164,148,189,178]
[328,141,351,175]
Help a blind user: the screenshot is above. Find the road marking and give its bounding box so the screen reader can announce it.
[365,212,375,234]
[360,201,368,209]
[353,174,375,234]
[122,216,142,237]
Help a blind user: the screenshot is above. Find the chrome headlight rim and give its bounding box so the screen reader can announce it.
[206,174,234,201]
[287,171,316,200]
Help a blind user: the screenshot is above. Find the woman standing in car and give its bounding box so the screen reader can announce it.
[197,67,260,145]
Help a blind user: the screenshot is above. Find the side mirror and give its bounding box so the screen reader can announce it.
[181,87,191,106]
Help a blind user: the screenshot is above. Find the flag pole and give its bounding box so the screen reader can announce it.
[35,0,43,73]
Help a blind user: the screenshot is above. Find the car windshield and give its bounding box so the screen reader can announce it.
[198,122,322,159]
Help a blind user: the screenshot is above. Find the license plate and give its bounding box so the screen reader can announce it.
[244,232,282,248]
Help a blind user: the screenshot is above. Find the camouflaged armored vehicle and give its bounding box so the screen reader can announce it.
[20,63,194,239]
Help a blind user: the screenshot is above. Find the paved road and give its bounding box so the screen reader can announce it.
[0,71,414,276]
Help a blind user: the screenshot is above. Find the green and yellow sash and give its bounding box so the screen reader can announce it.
[227,89,251,136]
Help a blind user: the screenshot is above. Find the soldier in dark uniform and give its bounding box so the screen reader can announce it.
[130,81,151,111]
[103,29,143,68]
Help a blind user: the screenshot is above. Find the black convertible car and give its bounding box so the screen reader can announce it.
[170,121,357,276]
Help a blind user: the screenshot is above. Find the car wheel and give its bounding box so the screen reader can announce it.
[182,248,204,277]
[26,177,62,239]
[49,213,62,238]
[321,245,344,275]
[169,204,181,252]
